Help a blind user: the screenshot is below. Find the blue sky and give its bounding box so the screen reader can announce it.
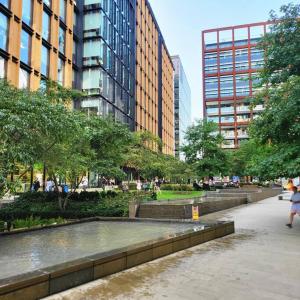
[148,0,296,121]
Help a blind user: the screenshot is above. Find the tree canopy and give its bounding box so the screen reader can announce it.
[247,3,300,179]
[182,120,229,178]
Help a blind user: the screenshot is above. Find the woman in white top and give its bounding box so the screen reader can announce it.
[286,186,300,228]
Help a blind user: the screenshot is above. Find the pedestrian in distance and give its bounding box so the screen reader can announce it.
[82,176,88,192]
[286,186,300,228]
[33,178,40,192]
[136,180,142,192]
[45,178,54,192]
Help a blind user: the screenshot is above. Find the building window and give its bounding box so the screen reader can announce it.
[43,0,51,8]
[42,11,51,41]
[20,30,31,65]
[19,67,30,89]
[83,10,103,38]
[22,0,32,26]
[73,10,78,32]
[72,68,77,88]
[0,12,8,51]
[0,0,9,8]
[60,0,66,22]
[59,26,65,54]
[72,39,77,64]
[41,45,49,76]
[57,57,64,85]
[0,56,6,78]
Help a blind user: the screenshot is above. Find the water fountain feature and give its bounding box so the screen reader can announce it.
[0,219,234,299]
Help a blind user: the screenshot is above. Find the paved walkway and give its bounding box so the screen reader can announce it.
[44,195,300,300]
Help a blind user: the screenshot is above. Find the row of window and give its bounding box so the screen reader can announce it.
[207,114,252,123]
[205,48,264,64]
[79,96,134,127]
[204,48,264,74]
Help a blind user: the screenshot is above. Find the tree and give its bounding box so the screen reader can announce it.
[124,131,164,180]
[0,80,80,198]
[163,155,196,183]
[248,4,300,178]
[182,120,229,178]
[259,4,300,85]
[88,116,133,179]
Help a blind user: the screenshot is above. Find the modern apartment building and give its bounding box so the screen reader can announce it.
[171,55,191,159]
[0,0,175,155]
[202,22,269,149]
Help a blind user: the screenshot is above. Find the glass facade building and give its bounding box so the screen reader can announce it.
[172,55,191,159]
[202,22,269,149]
[75,0,136,130]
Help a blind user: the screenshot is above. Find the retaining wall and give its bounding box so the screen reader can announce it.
[137,188,282,219]
[138,197,247,219]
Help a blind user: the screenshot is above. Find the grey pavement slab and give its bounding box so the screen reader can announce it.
[44,195,300,300]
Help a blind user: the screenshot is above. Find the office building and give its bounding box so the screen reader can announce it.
[172,55,191,159]
[0,0,175,155]
[130,0,175,155]
[0,0,74,89]
[76,0,137,130]
[202,22,269,149]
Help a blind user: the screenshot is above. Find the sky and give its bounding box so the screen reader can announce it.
[148,0,297,122]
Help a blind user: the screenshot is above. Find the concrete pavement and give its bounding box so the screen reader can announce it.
[44,194,300,300]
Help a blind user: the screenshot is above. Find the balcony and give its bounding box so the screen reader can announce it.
[222,143,236,149]
[236,118,251,123]
[223,134,235,139]
[221,108,234,115]
[253,105,264,112]
[207,109,219,116]
[237,132,249,139]
[236,106,250,113]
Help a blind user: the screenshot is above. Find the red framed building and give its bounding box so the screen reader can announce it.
[202,21,270,149]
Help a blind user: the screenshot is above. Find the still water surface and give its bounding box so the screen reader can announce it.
[0,221,201,279]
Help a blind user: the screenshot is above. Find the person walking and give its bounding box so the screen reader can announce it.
[136,180,142,192]
[82,176,88,192]
[45,178,54,192]
[286,186,300,228]
[33,178,40,192]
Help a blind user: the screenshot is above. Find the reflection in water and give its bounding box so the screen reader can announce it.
[0,221,202,279]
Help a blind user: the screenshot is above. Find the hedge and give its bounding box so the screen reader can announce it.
[0,192,146,222]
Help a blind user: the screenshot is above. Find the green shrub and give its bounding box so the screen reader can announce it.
[0,192,145,221]
[161,184,193,191]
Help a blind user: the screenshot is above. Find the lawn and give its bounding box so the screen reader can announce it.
[157,190,204,201]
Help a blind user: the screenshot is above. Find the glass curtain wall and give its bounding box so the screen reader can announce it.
[80,0,136,128]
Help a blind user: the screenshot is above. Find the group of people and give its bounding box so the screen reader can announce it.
[30,178,54,192]
[30,178,69,193]
[136,178,162,193]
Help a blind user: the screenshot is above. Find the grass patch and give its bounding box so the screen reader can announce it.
[157,190,204,201]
